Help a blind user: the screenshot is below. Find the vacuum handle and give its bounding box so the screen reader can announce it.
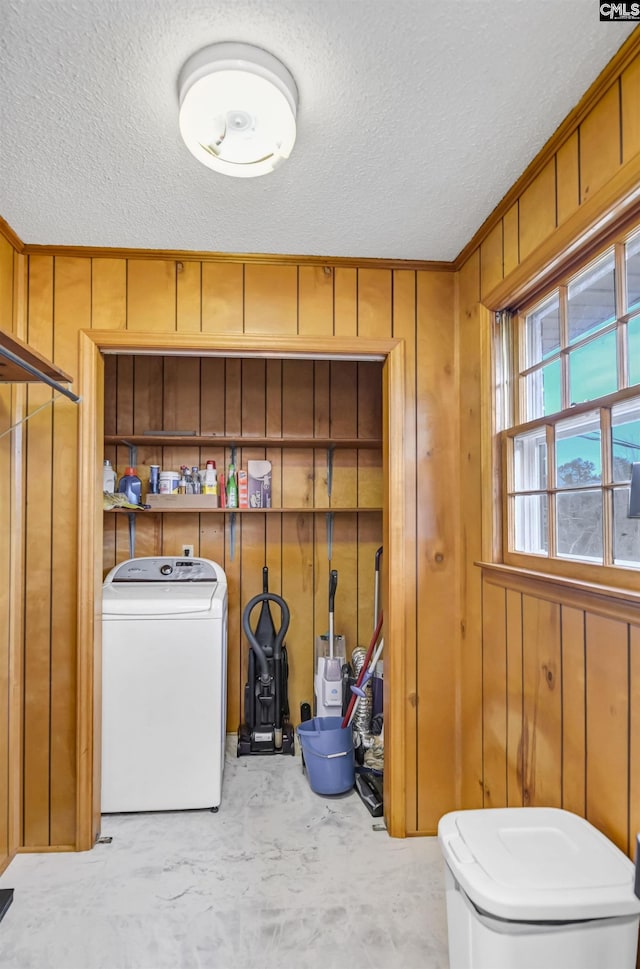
[329,569,338,612]
[262,565,269,594]
[243,593,290,681]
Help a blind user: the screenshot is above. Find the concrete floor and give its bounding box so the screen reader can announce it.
[0,738,450,969]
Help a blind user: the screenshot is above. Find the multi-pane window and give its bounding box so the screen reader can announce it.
[504,226,640,574]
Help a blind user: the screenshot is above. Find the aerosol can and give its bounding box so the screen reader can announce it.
[314,570,346,717]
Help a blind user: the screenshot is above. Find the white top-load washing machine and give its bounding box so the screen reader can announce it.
[101,556,227,813]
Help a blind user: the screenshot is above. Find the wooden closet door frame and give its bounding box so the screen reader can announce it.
[77,330,407,846]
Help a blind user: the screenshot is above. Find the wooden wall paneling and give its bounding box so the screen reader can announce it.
[556,132,580,227]
[126,260,177,332]
[23,254,55,845]
[298,266,334,337]
[390,270,418,830]
[161,357,201,553]
[49,257,90,845]
[561,605,586,817]
[176,261,201,334]
[518,159,557,263]
[585,612,629,852]
[521,594,562,808]
[224,359,242,437]
[240,358,267,437]
[415,271,457,832]
[329,362,358,508]
[133,352,164,484]
[201,263,244,334]
[329,513,359,665]
[356,362,383,510]
[482,580,508,807]
[265,360,283,438]
[90,259,126,330]
[579,83,621,204]
[480,221,503,302]
[334,268,357,337]
[629,624,640,857]
[238,501,267,729]
[0,236,14,331]
[502,204,519,279]
[621,53,640,163]
[200,357,226,439]
[0,382,11,864]
[312,361,330,511]
[6,383,25,865]
[357,269,392,339]
[244,264,298,335]
[281,509,314,725]
[505,589,524,806]
[7,254,27,864]
[457,252,484,811]
[356,512,381,648]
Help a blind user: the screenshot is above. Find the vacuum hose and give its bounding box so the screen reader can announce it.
[242,593,290,733]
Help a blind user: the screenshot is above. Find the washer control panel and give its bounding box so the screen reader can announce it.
[111,557,219,582]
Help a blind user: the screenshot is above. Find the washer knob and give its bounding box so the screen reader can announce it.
[159,564,173,576]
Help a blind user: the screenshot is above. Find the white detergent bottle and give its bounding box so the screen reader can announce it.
[103,459,116,493]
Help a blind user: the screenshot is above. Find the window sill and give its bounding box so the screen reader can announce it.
[476,560,640,623]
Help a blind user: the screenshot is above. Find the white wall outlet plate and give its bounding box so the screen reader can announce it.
[181,544,194,558]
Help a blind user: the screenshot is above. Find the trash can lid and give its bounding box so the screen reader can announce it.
[438,808,640,922]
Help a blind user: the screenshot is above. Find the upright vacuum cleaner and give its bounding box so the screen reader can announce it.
[237,567,295,756]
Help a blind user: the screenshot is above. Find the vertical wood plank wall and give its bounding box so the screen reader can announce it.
[457,33,640,855]
[0,237,25,872]
[103,354,384,733]
[6,255,456,847]
[3,27,639,858]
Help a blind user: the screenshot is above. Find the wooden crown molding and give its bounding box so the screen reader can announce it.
[453,24,640,271]
[0,216,24,253]
[21,243,454,273]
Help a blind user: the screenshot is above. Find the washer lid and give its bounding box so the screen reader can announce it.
[102,582,221,616]
[438,808,640,922]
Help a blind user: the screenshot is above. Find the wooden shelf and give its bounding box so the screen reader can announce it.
[104,435,382,449]
[106,505,381,514]
[0,327,73,384]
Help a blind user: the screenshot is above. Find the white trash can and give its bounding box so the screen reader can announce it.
[438,807,640,969]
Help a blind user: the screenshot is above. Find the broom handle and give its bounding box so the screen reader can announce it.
[341,610,383,728]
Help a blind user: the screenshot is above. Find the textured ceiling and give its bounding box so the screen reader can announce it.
[0,2,636,262]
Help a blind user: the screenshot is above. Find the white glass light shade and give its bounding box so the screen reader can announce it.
[178,43,298,178]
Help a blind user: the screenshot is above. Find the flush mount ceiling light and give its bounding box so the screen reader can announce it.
[178,42,298,178]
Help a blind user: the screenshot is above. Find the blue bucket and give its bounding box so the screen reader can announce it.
[297,717,355,795]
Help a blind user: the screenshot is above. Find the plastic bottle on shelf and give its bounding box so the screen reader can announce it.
[203,460,218,497]
[103,459,116,493]
[117,466,142,505]
[191,466,202,495]
[227,464,238,508]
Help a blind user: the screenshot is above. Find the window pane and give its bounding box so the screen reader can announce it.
[514,429,547,491]
[568,251,616,344]
[514,495,548,554]
[524,294,560,367]
[568,330,617,404]
[630,315,640,388]
[613,487,640,566]
[556,491,603,562]
[556,412,601,487]
[611,398,640,482]
[524,359,561,419]
[626,231,640,313]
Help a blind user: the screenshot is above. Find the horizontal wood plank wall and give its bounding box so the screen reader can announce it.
[482,569,640,856]
[457,35,640,859]
[102,354,384,737]
[13,253,457,845]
